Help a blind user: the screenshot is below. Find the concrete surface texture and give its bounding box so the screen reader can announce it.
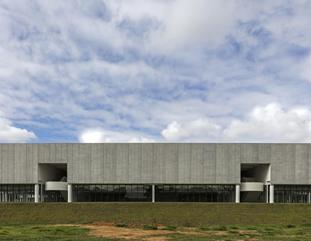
[0,143,310,185]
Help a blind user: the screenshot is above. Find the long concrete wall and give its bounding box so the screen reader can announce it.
[0,143,310,185]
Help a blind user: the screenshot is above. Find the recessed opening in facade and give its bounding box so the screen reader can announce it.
[240,163,270,203]
[38,163,68,202]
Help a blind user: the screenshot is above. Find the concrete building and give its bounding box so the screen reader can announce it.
[0,143,311,203]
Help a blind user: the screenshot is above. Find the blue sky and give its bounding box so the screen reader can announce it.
[1,0,311,143]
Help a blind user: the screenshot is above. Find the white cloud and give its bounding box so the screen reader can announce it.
[161,118,221,141]
[161,103,311,142]
[149,0,237,53]
[223,103,311,142]
[0,115,36,143]
[79,128,154,143]
[0,1,311,143]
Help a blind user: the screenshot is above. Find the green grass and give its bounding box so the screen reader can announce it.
[0,225,120,241]
[0,203,310,226]
[162,225,177,231]
[142,224,158,230]
[0,224,310,241]
[114,223,128,228]
[171,224,311,241]
[0,203,310,240]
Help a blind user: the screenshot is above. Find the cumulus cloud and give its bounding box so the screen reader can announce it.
[0,116,36,143]
[223,103,311,142]
[79,128,154,143]
[161,118,221,142]
[161,103,311,142]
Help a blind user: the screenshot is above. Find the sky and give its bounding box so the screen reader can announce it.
[1,0,311,143]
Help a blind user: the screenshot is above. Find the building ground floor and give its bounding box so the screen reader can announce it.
[1,162,311,203]
[0,183,311,204]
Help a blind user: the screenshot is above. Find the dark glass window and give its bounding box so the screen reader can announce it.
[72,184,152,202]
[0,184,34,203]
[274,185,311,203]
[155,184,235,202]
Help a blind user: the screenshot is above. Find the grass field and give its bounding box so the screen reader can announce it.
[0,203,310,240]
[0,223,310,240]
[0,203,311,226]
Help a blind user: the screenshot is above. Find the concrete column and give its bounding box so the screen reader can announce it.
[34,184,39,203]
[152,185,155,203]
[308,192,311,204]
[67,184,72,203]
[235,184,240,203]
[269,185,274,203]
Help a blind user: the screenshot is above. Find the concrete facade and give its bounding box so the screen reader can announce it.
[0,143,310,185]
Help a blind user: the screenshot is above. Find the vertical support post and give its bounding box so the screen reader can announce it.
[308,192,311,204]
[235,184,240,203]
[68,184,72,203]
[152,185,155,203]
[269,184,274,203]
[34,184,39,203]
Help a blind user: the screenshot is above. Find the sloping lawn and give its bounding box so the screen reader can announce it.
[0,203,310,226]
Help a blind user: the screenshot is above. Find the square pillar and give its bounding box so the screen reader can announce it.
[152,185,155,203]
[67,184,72,203]
[235,184,240,203]
[269,185,274,203]
[34,184,39,203]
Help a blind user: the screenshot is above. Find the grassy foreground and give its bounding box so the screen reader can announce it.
[0,203,311,240]
[0,224,310,241]
[0,203,310,226]
[0,225,109,241]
